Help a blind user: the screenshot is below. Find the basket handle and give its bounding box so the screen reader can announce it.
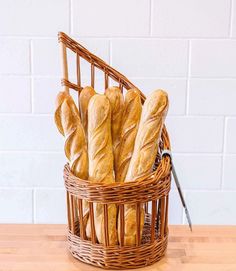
[162,150,192,231]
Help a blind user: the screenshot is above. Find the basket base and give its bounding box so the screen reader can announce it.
[67,215,168,269]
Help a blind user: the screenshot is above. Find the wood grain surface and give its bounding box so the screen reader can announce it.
[0,224,236,271]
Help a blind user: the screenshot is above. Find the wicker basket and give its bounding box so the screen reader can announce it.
[58,32,172,269]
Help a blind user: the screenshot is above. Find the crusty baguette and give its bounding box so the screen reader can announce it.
[79,86,96,136]
[105,86,124,175]
[54,91,89,220]
[86,94,117,245]
[120,90,169,246]
[54,91,88,178]
[116,88,142,183]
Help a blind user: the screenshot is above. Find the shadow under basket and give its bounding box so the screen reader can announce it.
[59,32,172,269]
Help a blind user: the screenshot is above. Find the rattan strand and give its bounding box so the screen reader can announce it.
[68,216,168,269]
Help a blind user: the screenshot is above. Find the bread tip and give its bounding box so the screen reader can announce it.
[153,89,169,103]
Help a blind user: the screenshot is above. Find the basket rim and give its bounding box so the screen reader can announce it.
[64,126,171,204]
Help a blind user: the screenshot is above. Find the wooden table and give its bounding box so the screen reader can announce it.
[0,225,236,271]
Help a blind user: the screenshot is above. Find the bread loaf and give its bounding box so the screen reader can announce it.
[116,89,142,183]
[126,90,169,181]
[86,94,117,245]
[79,86,96,136]
[120,90,169,246]
[54,91,88,178]
[105,87,124,174]
[54,91,89,218]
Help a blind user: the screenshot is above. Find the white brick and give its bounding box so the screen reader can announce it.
[0,76,31,113]
[173,154,222,190]
[72,0,150,36]
[32,39,109,77]
[0,116,64,151]
[131,78,187,115]
[112,39,188,77]
[32,39,61,76]
[34,189,66,223]
[231,0,236,37]
[222,155,236,189]
[185,191,236,225]
[0,0,69,36]
[169,189,183,224]
[166,117,224,153]
[189,79,236,115]
[191,40,236,77]
[152,0,230,37]
[225,118,236,153]
[0,39,29,74]
[33,77,60,113]
[0,189,32,223]
[0,152,65,187]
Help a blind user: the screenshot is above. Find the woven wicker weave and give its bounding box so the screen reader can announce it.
[58,32,172,269]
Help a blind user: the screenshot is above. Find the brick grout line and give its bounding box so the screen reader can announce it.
[0,150,230,155]
[179,189,236,193]
[109,39,112,65]
[1,113,235,118]
[2,74,236,80]
[149,0,153,36]
[1,35,236,40]
[2,186,236,192]
[29,39,33,114]
[220,117,228,189]
[0,187,66,190]
[29,40,34,114]
[229,0,234,37]
[69,0,72,35]
[185,40,191,115]
[32,189,35,223]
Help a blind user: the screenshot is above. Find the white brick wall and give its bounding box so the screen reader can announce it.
[0,0,235,225]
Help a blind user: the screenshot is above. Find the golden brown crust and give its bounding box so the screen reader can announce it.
[126,89,169,181]
[54,91,89,222]
[86,94,117,245]
[54,91,88,179]
[116,88,142,183]
[121,89,169,246]
[79,86,96,137]
[105,86,124,174]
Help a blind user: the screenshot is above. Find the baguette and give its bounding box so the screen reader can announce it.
[120,90,169,246]
[116,88,142,183]
[86,94,117,245]
[54,91,89,218]
[79,86,96,136]
[105,86,124,175]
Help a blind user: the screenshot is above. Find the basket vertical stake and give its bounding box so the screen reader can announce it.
[91,63,95,88]
[164,195,169,235]
[151,200,157,242]
[66,191,71,231]
[103,204,109,246]
[89,202,96,244]
[160,197,166,239]
[77,199,86,239]
[70,194,75,234]
[119,204,125,246]
[60,42,69,93]
[136,203,141,246]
